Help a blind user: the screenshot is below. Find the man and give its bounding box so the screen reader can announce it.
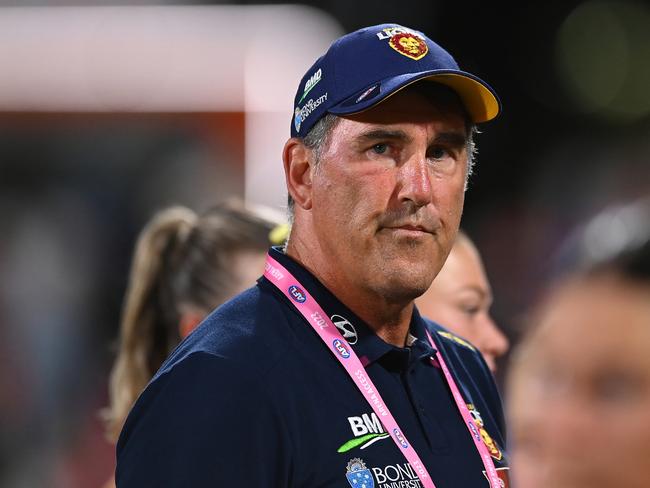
[416,231,509,373]
[116,23,509,487]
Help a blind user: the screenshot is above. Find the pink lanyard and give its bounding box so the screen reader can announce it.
[264,254,501,488]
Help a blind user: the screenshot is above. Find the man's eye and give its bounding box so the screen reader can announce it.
[372,143,388,154]
[431,147,450,159]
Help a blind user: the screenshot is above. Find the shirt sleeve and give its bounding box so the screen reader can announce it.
[116,351,294,487]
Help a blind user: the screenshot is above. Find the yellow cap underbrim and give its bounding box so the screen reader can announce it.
[424,73,500,123]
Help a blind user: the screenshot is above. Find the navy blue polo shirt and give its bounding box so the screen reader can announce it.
[116,247,509,487]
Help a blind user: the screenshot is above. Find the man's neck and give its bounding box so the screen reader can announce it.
[285,236,414,348]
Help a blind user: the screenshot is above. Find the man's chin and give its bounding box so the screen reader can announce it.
[375,269,435,303]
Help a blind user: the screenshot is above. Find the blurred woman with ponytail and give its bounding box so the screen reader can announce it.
[103,199,283,448]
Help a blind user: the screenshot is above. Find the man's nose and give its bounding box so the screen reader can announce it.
[398,155,433,207]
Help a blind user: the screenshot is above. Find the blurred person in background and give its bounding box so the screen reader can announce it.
[508,197,650,488]
[103,199,282,487]
[416,230,509,373]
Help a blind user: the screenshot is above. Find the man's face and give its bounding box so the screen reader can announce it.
[308,86,469,303]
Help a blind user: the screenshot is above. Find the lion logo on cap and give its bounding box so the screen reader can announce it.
[389,32,428,60]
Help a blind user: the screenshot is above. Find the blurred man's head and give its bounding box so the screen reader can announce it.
[511,273,650,488]
[508,197,650,488]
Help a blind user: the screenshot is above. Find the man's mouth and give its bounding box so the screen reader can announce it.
[395,224,428,232]
[382,224,434,236]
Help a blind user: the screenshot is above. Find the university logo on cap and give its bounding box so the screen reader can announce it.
[388,32,428,60]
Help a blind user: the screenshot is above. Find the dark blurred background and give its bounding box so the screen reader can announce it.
[1,1,648,486]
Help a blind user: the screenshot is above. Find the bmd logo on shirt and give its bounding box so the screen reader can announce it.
[288,285,307,303]
[338,412,390,453]
[333,339,351,358]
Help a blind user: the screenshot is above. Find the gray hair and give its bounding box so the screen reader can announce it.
[286,113,340,218]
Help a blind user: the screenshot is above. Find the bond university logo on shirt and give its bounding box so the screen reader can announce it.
[345,458,423,488]
[346,458,374,488]
[288,285,307,303]
[467,403,503,461]
[331,314,358,344]
[376,26,428,61]
[338,412,390,453]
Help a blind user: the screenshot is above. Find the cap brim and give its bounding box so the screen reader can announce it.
[330,70,501,124]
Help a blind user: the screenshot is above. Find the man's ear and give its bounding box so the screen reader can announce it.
[283,138,314,210]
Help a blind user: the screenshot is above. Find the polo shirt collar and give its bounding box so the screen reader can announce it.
[266,247,437,367]
[409,306,439,363]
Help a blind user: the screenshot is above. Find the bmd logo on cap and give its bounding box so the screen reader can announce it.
[288,285,307,303]
[299,68,322,104]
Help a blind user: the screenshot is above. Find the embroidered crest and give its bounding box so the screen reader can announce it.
[389,32,428,60]
[468,403,503,461]
[346,458,374,488]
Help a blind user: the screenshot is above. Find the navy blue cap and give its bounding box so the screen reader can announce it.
[291,23,501,138]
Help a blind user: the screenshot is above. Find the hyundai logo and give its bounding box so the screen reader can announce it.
[331,314,358,345]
